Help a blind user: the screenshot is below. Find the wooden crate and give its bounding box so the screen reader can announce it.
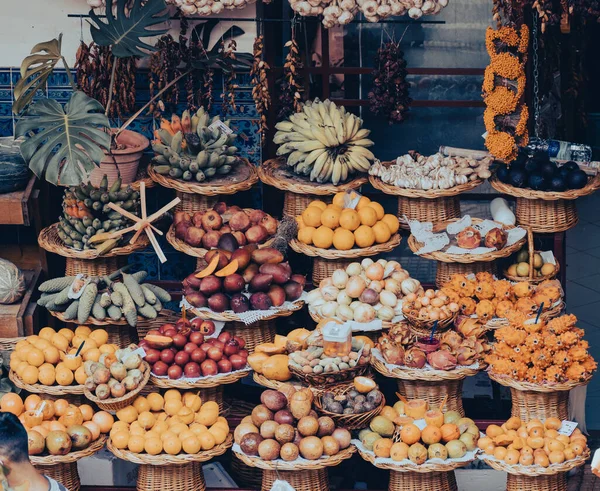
[0,175,36,225]
[0,268,41,337]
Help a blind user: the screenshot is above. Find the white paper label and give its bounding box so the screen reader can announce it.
[131,347,147,359]
[68,274,91,300]
[558,420,578,436]
[344,191,362,210]
[269,480,295,491]
[209,120,233,135]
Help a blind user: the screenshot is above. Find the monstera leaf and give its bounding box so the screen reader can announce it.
[13,35,65,115]
[190,24,253,72]
[89,0,169,58]
[15,91,111,186]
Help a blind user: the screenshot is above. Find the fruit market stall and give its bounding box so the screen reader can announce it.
[2,0,600,490]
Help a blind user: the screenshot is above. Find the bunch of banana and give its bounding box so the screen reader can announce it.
[38,269,171,327]
[57,175,141,254]
[151,108,240,182]
[274,99,375,185]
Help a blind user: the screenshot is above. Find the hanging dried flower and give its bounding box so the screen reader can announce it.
[368,40,411,124]
[250,36,271,143]
[278,39,304,119]
[220,39,238,115]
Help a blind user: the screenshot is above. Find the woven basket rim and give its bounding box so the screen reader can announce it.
[403,310,457,331]
[407,218,526,264]
[487,371,592,392]
[314,389,385,428]
[290,234,401,259]
[189,299,305,322]
[165,215,277,258]
[38,223,149,259]
[148,159,257,196]
[107,433,232,465]
[289,362,370,388]
[502,229,561,283]
[10,370,84,394]
[150,367,251,388]
[31,435,107,465]
[84,362,150,406]
[259,158,368,195]
[49,309,130,326]
[357,445,477,472]
[369,161,484,198]
[490,175,600,201]
[0,337,25,351]
[233,445,356,470]
[481,451,589,476]
[308,308,392,329]
[371,356,479,381]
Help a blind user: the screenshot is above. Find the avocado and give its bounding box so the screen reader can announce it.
[558,166,571,179]
[524,158,540,174]
[496,165,511,183]
[540,161,558,178]
[528,173,548,191]
[563,161,579,172]
[550,176,567,192]
[567,169,588,189]
[509,169,527,188]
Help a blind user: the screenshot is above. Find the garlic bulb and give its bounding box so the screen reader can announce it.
[369,152,493,191]
[87,0,263,15]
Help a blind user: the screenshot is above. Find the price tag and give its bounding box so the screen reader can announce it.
[68,274,91,300]
[130,347,147,359]
[557,420,578,436]
[209,120,233,136]
[269,480,295,491]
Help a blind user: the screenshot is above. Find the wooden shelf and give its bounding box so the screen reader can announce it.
[0,175,37,225]
[0,267,41,337]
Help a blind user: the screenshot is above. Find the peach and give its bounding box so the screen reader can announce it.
[245,225,269,244]
[201,210,223,231]
[230,211,251,232]
[202,231,221,249]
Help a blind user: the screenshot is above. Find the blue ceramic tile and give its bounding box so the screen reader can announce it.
[0,102,12,117]
[213,102,259,119]
[0,70,12,87]
[230,119,261,165]
[47,89,74,101]
[0,89,12,101]
[127,117,155,140]
[128,253,160,280]
[47,69,77,88]
[0,118,14,137]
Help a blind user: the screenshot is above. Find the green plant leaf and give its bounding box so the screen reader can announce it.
[15,91,111,186]
[13,35,64,115]
[88,0,169,58]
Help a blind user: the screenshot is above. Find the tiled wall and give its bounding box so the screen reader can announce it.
[0,67,263,280]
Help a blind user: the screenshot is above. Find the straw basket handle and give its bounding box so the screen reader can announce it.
[526,228,535,280]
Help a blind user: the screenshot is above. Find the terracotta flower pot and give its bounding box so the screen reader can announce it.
[89,129,149,187]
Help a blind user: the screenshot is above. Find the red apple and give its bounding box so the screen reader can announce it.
[172,334,187,349]
[168,364,183,379]
[174,351,190,367]
[147,329,161,337]
[164,329,177,338]
[238,349,249,359]
[183,342,198,355]
[217,359,233,373]
[190,317,204,332]
[144,349,161,364]
[184,362,201,378]
[223,339,240,357]
[189,331,204,345]
[199,320,216,336]
[152,361,168,376]
[200,343,212,353]
[160,349,175,365]
[234,336,246,349]
[211,340,225,351]
[201,359,218,376]
[218,332,232,343]
[160,324,177,334]
[207,347,223,361]
[191,348,207,364]
[229,354,247,370]
[138,340,149,349]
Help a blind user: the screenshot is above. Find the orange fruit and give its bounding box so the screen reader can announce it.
[138,411,157,430]
[42,346,60,364]
[372,221,392,244]
[164,389,181,401]
[332,192,347,209]
[144,437,163,456]
[297,227,315,245]
[89,329,108,346]
[1,393,24,416]
[355,196,372,210]
[74,366,87,385]
[26,349,45,368]
[312,226,334,249]
[327,203,343,211]
[165,399,184,417]
[22,366,39,385]
[381,214,400,234]
[199,431,216,450]
[128,435,145,453]
[358,207,377,227]
[74,325,92,337]
[339,209,360,231]
[111,431,130,449]
[146,393,164,412]
[354,225,375,248]
[301,206,322,228]
[24,395,42,412]
[39,327,56,341]
[309,200,327,211]
[320,208,341,229]
[296,216,305,229]
[55,367,74,386]
[332,228,355,251]
[38,367,56,386]
[51,334,69,352]
[133,396,151,414]
[163,437,182,455]
[369,202,385,219]
[57,328,74,342]
[82,349,101,363]
[182,436,202,454]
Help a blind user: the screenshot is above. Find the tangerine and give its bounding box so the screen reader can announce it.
[358,207,378,227]
[332,192,347,209]
[128,435,145,453]
[144,437,163,455]
[146,393,164,412]
[354,225,375,248]
[312,226,334,249]
[111,431,130,449]
[39,327,56,341]
[332,228,355,250]
[0,393,23,416]
[320,208,341,229]
[372,221,392,244]
[339,209,360,231]
[301,206,322,228]
[355,196,371,210]
[163,437,182,455]
[309,200,327,211]
[297,227,315,245]
[57,328,74,342]
[368,202,385,220]
[182,436,202,454]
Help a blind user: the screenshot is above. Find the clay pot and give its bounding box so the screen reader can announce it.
[89,129,149,187]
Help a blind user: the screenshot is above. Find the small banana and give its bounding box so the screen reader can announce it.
[311,126,330,147]
[331,156,343,185]
[311,151,330,181]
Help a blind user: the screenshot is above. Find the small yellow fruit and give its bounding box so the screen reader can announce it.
[368,202,385,220]
[354,225,376,248]
[339,209,361,231]
[372,221,392,244]
[355,196,372,210]
[310,200,327,211]
[298,227,315,245]
[358,207,378,227]
[320,208,341,229]
[302,206,323,228]
[312,226,334,249]
[381,214,400,234]
[332,228,355,251]
[332,192,347,209]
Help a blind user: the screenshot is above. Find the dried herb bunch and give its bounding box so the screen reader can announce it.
[220,39,238,115]
[75,41,136,118]
[368,40,411,124]
[250,35,271,141]
[148,34,188,115]
[278,39,304,119]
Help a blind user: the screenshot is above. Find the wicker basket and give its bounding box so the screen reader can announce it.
[289,363,370,388]
[166,209,278,259]
[150,368,250,390]
[314,384,385,430]
[65,257,123,276]
[489,176,600,233]
[371,356,479,382]
[38,223,149,260]
[148,159,257,196]
[402,311,457,335]
[488,372,591,421]
[258,158,367,216]
[313,257,354,286]
[234,445,355,472]
[262,468,329,491]
[174,192,218,213]
[0,337,24,351]
[388,469,458,491]
[10,370,84,395]
[290,234,401,260]
[435,261,496,289]
[49,309,129,326]
[309,307,393,330]
[503,229,560,283]
[223,320,276,353]
[84,362,151,411]
[188,299,304,323]
[397,196,461,231]
[231,453,263,489]
[136,310,179,340]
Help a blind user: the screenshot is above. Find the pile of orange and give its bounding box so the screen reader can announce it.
[297,192,399,250]
[110,389,229,455]
[9,326,115,387]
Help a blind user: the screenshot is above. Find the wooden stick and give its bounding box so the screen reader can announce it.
[145,197,181,223]
[147,227,167,263]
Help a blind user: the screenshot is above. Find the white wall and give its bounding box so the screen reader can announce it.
[0,0,256,68]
